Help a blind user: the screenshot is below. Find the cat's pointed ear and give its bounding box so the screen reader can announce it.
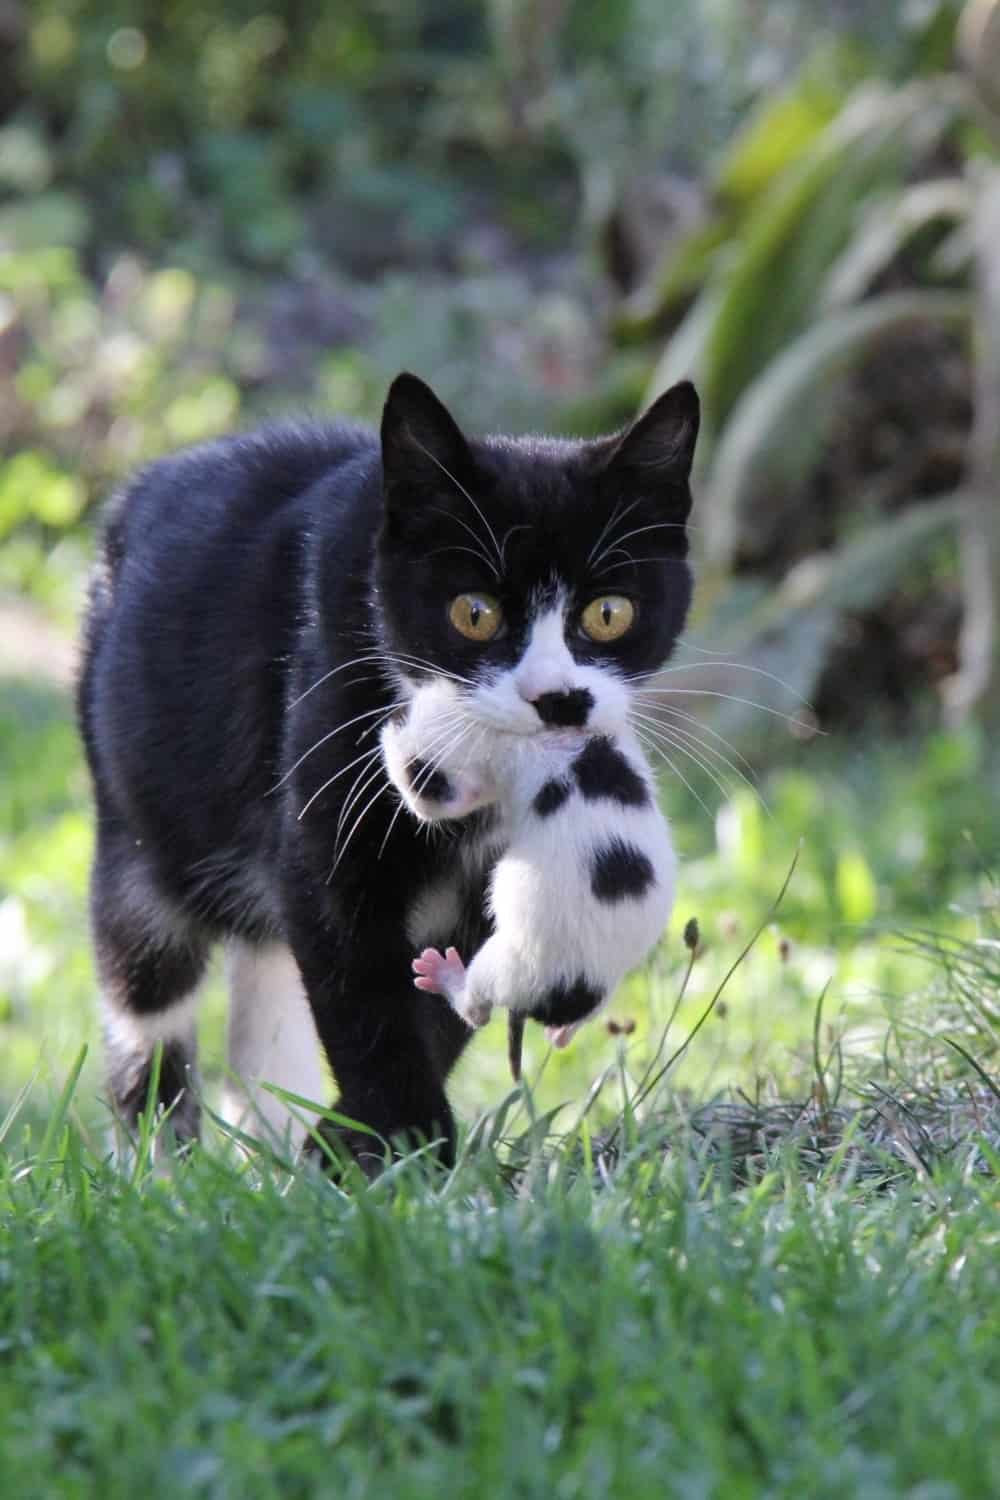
[603,380,700,484]
[381,373,471,499]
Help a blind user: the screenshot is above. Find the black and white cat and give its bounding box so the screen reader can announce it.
[380,679,676,1073]
[76,372,699,1167]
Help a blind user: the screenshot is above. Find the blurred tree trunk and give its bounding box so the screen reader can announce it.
[946,166,1000,725]
[949,4,1000,724]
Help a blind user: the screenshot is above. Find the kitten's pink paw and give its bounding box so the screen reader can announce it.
[412,945,466,999]
[545,1022,581,1050]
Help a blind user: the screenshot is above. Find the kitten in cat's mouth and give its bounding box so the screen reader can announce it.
[383,677,678,1080]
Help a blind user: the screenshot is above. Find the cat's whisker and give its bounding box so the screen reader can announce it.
[427,509,499,580]
[424,544,502,570]
[297,742,384,823]
[333,710,476,875]
[625,659,818,711]
[287,651,399,710]
[593,554,689,578]
[587,497,641,567]
[378,718,481,860]
[675,636,749,657]
[377,795,410,862]
[632,724,715,824]
[328,778,397,881]
[590,518,691,573]
[410,435,503,569]
[632,699,760,785]
[373,650,477,688]
[499,523,532,571]
[632,717,734,809]
[273,700,404,793]
[632,687,819,734]
[591,546,636,576]
[332,756,390,852]
[629,709,764,813]
[329,705,467,852]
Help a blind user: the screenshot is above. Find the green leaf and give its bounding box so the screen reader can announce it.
[822,177,971,309]
[704,290,970,565]
[703,79,963,423]
[715,72,843,203]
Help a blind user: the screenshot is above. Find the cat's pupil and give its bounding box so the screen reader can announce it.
[470,603,481,626]
[601,601,612,626]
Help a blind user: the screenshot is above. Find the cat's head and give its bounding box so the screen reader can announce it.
[374,372,699,737]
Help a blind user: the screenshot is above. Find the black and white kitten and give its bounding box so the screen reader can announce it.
[381,678,676,1073]
[76,372,699,1167]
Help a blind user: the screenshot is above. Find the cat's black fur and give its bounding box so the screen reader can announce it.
[77,373,698,1167]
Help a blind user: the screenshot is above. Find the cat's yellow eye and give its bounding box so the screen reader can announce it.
[581,595,635,643]
[449,593,503,642]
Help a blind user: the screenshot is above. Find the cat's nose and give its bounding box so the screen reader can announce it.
[530,688,594,727]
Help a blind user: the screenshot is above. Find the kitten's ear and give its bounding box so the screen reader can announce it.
[381,373,471,499]
[603,380,700,483]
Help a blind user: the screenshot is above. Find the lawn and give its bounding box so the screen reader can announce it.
[1,1062,998,1499]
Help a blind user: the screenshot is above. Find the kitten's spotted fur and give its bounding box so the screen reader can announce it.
[382,680,675,1066]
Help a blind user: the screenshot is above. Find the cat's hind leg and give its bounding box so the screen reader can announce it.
[222,941,326,1151]
[91,829,208,1152]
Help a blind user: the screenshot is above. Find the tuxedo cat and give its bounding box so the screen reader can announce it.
[76,372,699,1167]
[381,679,676,1072]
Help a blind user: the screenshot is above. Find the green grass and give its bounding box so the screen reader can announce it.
[1,1085,998,1500]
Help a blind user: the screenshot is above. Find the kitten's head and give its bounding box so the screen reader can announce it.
[374,372,699,737]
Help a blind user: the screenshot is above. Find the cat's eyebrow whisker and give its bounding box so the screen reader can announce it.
[593,554,688,578]
[587,497,640,567]
[499,523,532,571]
[410,436,503,569]
[424,544,502,571]
[632,724,715,824]
[591,546,636,576]
[632,687,820,734]
[595,520,691,559]
[427,508,499,581]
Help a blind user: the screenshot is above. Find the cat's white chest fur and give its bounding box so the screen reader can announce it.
[382,681,676,1043]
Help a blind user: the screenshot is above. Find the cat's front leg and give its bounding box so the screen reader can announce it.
[283,894,470,1172]
[412,946,492,1028]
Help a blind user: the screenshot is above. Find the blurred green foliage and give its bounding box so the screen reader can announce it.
[1,1,970,605]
